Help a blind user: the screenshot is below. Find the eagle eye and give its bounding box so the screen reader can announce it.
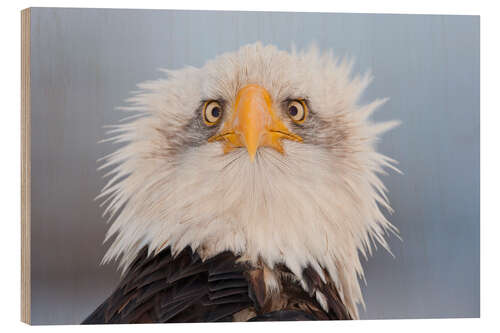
[287,100,307,124]
[203,101,223,126]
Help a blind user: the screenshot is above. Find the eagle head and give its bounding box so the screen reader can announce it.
[99,43,399,318]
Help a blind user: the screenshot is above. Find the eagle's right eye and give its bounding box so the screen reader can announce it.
[203,101,223,126]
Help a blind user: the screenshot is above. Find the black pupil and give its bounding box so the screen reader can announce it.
[211,107,220,119]
[289,105,298,117]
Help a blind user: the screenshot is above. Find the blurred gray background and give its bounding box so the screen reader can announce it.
[29,8,480,324]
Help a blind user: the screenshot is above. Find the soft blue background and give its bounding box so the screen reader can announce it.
[29,8,480,324]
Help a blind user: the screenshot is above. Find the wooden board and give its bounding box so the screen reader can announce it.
[21,7,31,325]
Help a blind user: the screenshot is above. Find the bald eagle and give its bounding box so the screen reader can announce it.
[83,43,399,324]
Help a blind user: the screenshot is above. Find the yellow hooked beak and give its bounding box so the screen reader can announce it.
[208,84,302,161]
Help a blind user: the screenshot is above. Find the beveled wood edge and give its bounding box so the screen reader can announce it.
[21,7,31,325]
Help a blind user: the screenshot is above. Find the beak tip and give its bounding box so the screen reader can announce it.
[248,150,257,162]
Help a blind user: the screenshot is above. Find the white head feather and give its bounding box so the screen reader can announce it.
[98,43,399,319]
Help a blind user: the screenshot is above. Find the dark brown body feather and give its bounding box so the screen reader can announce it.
[82,246,351,324]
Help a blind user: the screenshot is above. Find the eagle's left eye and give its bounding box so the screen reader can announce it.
[203,101,223,126]
[287,100,308,124]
